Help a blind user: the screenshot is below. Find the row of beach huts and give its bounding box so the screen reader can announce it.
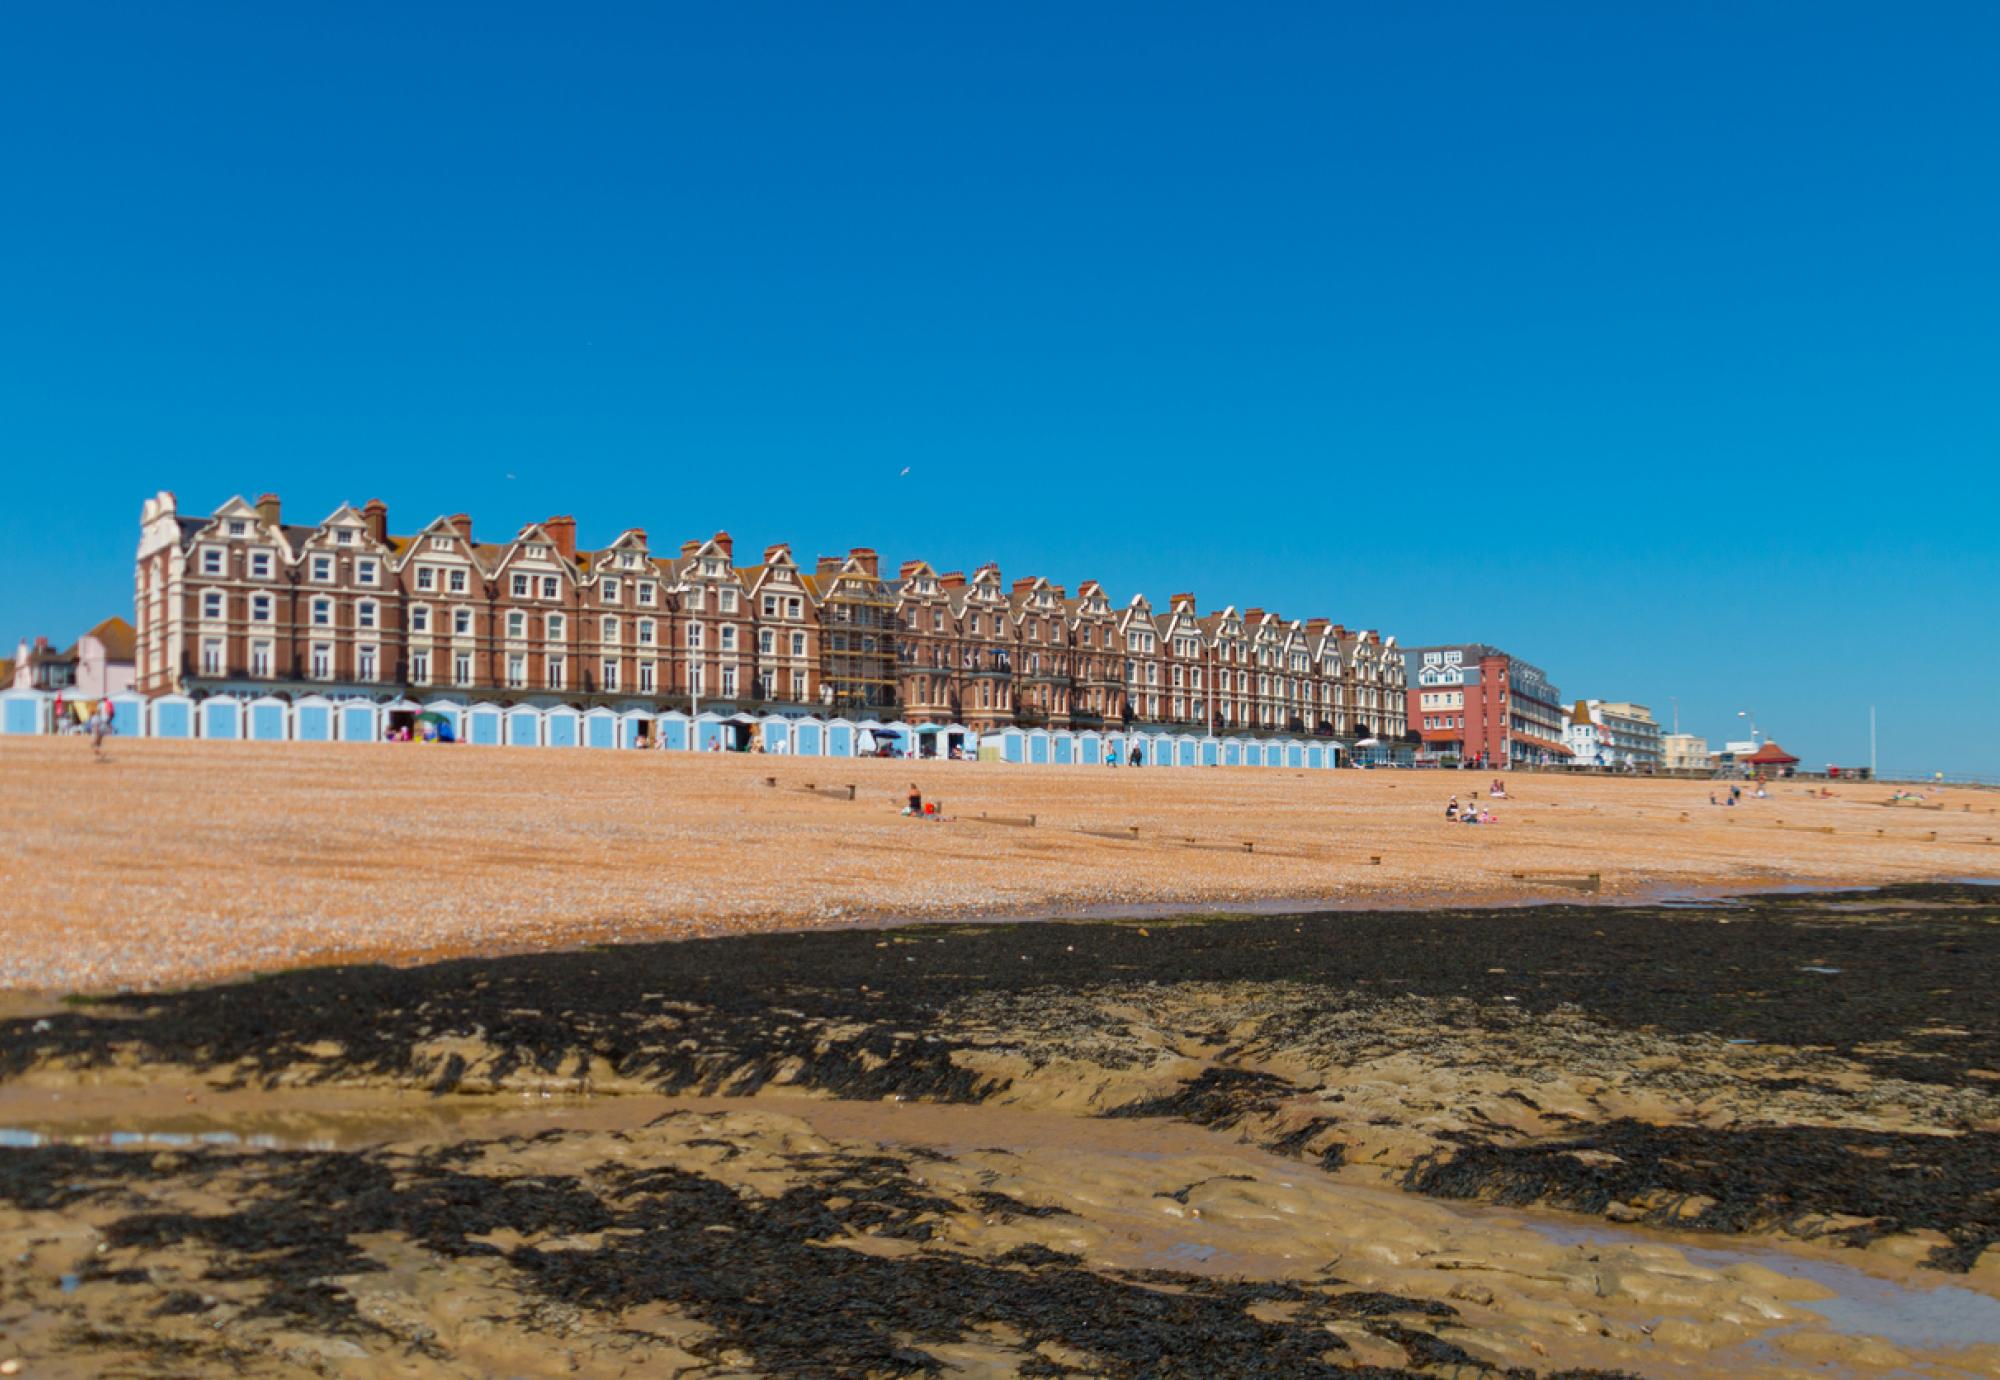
[0,687,1362,768]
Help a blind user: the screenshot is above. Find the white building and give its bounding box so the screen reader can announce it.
[1563,699,1663,768]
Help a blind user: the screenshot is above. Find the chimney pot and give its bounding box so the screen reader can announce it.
[361,498,388,544]
[449,513,473,543]
[543,515,577,560]
[256,493,282,527]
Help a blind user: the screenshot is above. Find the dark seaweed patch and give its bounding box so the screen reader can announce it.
[1,1135,1632,1379]
[1405,1121,2000,1271]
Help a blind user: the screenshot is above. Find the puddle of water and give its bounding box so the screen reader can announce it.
[1538,1224,2000,1351]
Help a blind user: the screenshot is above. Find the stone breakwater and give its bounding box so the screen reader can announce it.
[3,884,1998,1376]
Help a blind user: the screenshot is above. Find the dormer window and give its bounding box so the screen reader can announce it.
[621,553,637,569]
[430,536,452,551]
[525,544,548,558]
[228,520,246,537]
[336,529,354,545]
[703,559,721,576]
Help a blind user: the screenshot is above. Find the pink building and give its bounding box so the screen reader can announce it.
[13,617,137,698]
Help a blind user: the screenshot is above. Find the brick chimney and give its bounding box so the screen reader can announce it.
[898,559,924,579]
[1306,618,1332,637]
[361,498,388,545]
[848,547,879,577]
[1245,608,1265,623]
[681,539,702,559]
[766,542,793,565]
[1170,592,1196,611]
[940,571,965,590]
[816,554,844,575]
[1012,577,1038,594]
[712,530,733,560]
[256,493,281,527]
[449,513,474,543]
[543,515,577,560]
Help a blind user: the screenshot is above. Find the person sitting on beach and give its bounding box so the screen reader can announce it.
[1709,793,1719,806]
[903,784,923,817]
[1446,796,1460,820]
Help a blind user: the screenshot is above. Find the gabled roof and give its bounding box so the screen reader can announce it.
[84,616,136,661]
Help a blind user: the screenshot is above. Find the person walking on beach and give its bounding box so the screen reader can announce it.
[89,702,109,758]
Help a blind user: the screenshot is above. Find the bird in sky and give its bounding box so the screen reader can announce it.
[899,466,911,477]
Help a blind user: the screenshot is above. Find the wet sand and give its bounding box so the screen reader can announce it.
[3,735,1997,991]
[4,884,1999,1376]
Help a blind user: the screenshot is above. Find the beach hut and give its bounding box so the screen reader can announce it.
[1306,744,1325,770]
[1200,736,1220,767]
[655,710,690,751]
[619,708,656,749]
[544,705,582,748]
[1051,730,1076,765]
[150,693,195,739]
[416,700,463,742]
[199,695,242,741]
[584,706,620,748]
[337,700,382,743]
[1221,738,1243,767]
[793,717,823,756]
[247,695,289,742]
[504,704,543,747]
[995,728,1026,764]
[465,702,505,746]
[0,689,46,736]
[1285,742,1306,769]
[691,711,726,752]
[1171,735,1194,767]
[106,690,147,737]
[381,698,423,741]
[291,694,334,742]
[757,714,794,755]
[825,717,857,758]
[1078,730,1103,765]
[1027,729,1051,765]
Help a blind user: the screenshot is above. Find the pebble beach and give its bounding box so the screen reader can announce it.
[3,736,1995,992]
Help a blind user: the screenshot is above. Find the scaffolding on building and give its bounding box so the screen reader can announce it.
[814,562,901,713]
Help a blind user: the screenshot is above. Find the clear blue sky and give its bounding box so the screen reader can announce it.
[2,4,1993,773]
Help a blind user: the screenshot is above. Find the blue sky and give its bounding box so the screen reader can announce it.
[2,4,1993,773]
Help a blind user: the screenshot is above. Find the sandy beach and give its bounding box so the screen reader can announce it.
[2,737,1994,991]
[5,739,2000,1375]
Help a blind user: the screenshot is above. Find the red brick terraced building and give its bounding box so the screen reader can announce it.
[136,490,1407,746]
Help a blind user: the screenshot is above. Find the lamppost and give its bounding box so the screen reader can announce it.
[1737,709,1759,745]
